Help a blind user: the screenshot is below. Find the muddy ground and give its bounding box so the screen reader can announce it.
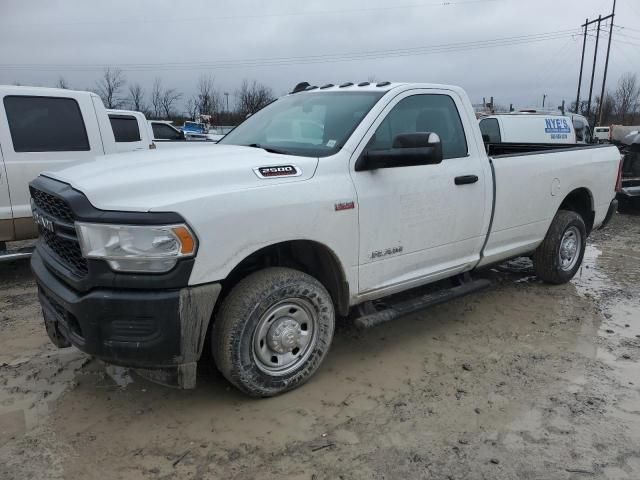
[1,214,640,480]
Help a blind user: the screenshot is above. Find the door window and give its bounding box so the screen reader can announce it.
[368,94,468,159]
[152,122,182,140]
[109,115,141,142]
[4,96,90,152]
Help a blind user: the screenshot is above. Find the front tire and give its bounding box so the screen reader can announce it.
[212,267,335,397]
[533,210,586,284]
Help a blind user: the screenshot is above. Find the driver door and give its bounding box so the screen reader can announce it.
[350,90,488,296]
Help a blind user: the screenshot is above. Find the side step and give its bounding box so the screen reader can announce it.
[354,277,492,329]
[0,245,35,263]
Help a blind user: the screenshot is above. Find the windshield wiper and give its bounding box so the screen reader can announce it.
[245,143,291,155]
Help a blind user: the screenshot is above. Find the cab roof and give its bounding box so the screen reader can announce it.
[288,81,465,96]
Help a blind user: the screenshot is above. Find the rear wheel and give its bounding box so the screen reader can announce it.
[533,210,586,284]
[212,267,335,397]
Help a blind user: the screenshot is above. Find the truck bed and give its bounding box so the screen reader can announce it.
[486,142,595,157]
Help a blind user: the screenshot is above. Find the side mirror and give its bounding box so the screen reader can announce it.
[355,132,443,172]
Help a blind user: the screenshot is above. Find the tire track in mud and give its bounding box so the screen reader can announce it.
[1,214,640,479]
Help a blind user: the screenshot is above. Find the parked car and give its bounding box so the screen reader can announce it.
[594,126,611,143]
[615,131,640,212]
[107,109,155,153]
[0,86,130,259]
[30,81,620,396]
[610,124,640,145]
[181,121,210,141]
[148,120,185,142]
[111,112,225,149]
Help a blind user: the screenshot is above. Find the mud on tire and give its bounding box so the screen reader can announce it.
[533,210,587,284]
[212,267,335,397]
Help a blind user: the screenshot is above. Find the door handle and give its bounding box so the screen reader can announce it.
[454,175,479,185]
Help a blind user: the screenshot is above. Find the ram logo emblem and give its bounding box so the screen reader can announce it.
[33,210,55,233]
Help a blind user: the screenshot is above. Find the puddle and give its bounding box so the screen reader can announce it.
[2,216,640,479]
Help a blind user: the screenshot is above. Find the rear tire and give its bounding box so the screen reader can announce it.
[212,267,335,397]
[533,210,586,284]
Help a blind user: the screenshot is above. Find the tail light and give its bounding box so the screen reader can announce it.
[615,155,624,193]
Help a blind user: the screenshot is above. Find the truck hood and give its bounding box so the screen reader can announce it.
[44,145,319,212]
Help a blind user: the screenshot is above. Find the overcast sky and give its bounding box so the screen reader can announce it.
[1,0,638,113]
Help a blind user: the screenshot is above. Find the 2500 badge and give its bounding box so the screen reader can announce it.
[254,165,302,178]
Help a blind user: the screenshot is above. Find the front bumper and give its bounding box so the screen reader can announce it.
[32,250,220,388]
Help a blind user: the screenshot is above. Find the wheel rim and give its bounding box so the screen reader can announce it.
[558,226,581,271]
[252,298,318,376]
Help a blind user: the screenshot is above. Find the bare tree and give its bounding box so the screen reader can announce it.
[596,91,616,126]
[185,95,199,119]
[95,67,126,109]
[56,76,70,89]
[127,83,146,112]
[161,88,182,119]
[615,73,640,124]
[151,78,163,119]
[196,74,220,117]
[236,79,275,116]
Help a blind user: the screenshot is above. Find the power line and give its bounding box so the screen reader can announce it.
[3,0,505,28]
[0,29,581,72]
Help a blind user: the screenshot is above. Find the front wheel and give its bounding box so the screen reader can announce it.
[533,210,587,284]
[212,267,335,397]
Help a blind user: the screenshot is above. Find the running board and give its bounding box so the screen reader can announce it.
[0,246,34,263]
[354,277,492,329]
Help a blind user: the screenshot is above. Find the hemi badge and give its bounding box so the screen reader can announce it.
[335,201,355,211]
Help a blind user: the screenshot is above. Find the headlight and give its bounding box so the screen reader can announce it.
[75,223,197,273]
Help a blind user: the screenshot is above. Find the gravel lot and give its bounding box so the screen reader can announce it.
[1,213,639,480]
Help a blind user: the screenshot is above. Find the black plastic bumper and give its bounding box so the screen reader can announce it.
[32,250,220,388]
[600,199,618,229]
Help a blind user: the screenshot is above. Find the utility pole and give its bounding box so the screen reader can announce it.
[586,15,602,125]
[575,18,589,113]
[597,0,616,126]
[575,11,615,123]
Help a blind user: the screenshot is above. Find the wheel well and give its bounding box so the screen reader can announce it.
[220,241,350,317]
[559,188,594,234]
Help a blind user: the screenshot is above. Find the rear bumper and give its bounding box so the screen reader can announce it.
[600,199,618,229]
[32,250,220,388]
[617,186,640,199]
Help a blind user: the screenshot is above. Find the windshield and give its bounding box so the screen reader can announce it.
[219,91,385,157]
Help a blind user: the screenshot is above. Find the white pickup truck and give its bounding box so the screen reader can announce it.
[29,81,621,396]
[0,86,213,260]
